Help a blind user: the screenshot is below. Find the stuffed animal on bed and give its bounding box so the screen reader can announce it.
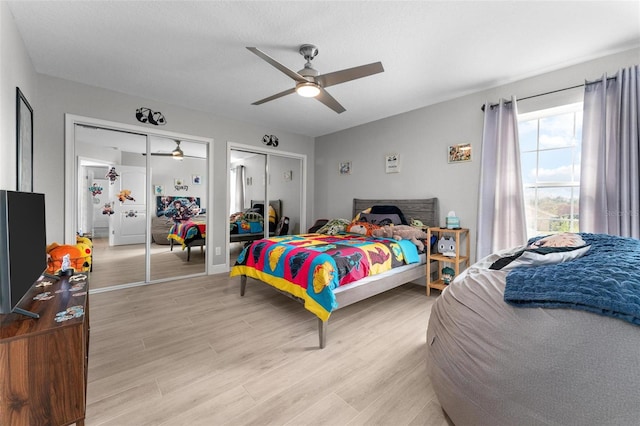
[347,221,380,236]
[372,225,428,251]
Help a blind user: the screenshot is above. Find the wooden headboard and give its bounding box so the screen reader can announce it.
[352,198,439,227]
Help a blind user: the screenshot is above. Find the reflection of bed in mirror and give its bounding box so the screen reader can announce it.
[230,200,282,244]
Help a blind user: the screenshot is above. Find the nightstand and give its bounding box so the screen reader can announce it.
[426,227,470,296]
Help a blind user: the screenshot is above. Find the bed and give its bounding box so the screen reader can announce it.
[426,233,640,426]
[229,199,282,244]
[232,197,439,348]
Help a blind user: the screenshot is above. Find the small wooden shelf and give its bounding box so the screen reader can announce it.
[426,227,470,296]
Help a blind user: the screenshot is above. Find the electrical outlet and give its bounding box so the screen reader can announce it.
[215,246,221,255]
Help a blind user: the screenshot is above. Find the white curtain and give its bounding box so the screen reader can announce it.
[580,65,640,238]
[230,165,245,213]
[476,97,527,259]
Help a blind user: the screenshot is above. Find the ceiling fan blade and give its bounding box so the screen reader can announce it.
[317,62,384,88]
[247,47,307,84]
[252,87,296,105]
[316,87,346,114]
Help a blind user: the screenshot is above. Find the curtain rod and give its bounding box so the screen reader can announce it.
[480,76,617,111]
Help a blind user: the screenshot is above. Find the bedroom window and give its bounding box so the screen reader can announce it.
[518,103,583,238]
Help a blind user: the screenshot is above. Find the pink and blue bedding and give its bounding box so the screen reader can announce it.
[168,219,206,248]
[503,233,640,326]
[230,233,420,321]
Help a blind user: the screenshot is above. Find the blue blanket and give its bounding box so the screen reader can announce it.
[504,233,640,326]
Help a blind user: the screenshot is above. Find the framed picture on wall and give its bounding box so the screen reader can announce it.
[385,153,400,173]
[16,87,34,192]
[448,143,472,163]
[192,175,201,185]
[174,178,184,186]
[153,185,164,195]
[339,161,352,175]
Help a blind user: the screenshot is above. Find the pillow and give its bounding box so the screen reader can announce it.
[489,245,591,271]
[357,212,403,226]
[529,232,586,248]
[316,218,351,235]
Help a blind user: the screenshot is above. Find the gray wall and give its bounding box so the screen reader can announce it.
[0,2,38,191]
[315,47,640,262]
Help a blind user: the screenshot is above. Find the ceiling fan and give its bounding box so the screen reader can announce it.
[247,44,384,114]
[144,140,198,160]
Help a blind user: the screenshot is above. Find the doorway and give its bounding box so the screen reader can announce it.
[65,115,212,292]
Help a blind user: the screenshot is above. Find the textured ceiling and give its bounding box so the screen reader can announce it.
[7,1,640,138]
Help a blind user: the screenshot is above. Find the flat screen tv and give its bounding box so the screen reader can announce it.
[0,190,48,317]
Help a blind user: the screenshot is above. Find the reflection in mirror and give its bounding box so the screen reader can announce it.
[74,125,208,290]
[229,149,303,265]
[150,137,207,280]
[75,125,147,289]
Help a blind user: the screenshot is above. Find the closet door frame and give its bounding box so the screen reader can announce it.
[226,142,307,269]
[64,114,213,288]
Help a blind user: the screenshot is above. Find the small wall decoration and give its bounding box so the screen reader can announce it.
[88,183,103,196]
[283,170,292,182]
[16,87,34,192]
[448,143,472,163]
[135,107,166,125]
[339,161,352,175]
[385,153,400,173]
[105,167,119,184]
[154,185,164,196]
[102,203,114,215]
[262,134,279,147]
[174,179,189,191]
[117,189,135,204]
[192,175,202,185]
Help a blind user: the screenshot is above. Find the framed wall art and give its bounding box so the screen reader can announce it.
[339,161,352,175]
[385,153,400,173]
[16,87,34,192]
[448,143,472,163]
[154,184,164,195]
[192,175,202,185]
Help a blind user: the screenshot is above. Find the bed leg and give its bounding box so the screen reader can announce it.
[240,275,247,296]
[318,318,327,349]
[187,246,191,261]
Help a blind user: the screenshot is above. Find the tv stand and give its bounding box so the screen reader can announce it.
[0,274,89,425]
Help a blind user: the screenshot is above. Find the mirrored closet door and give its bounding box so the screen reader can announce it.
[73,122,209,291]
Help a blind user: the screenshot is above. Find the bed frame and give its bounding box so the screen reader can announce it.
[239,197,439,348]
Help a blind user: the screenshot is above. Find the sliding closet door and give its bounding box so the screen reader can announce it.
[150,137,207,280]
[75,125,148,288]
[269,155,302,234]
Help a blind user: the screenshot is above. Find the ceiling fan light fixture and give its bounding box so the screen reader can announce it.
[296,82,320,98]
[172,141,184,159]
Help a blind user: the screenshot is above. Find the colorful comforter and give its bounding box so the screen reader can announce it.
[230,233,420,321]
[168,219,206,248]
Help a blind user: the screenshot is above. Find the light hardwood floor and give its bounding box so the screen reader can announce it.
[86,271,451,425]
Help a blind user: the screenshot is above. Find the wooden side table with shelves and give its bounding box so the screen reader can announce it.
[426,227,470,296]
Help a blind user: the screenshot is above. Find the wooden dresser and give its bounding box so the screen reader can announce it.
[0,274,89,426]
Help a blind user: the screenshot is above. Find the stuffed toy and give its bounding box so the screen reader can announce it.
[75,236,93,271]
[442,266,455,285]
[316,218,351,235]
[46,242,91,274]
[347,221,380,236]
[372,225,428,251]
[437,236,457,257]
